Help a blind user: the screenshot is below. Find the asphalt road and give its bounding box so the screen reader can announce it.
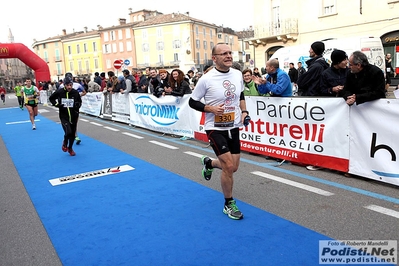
[1,96,398,265]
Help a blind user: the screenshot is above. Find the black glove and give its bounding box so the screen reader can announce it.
[243,115,251,127]
[56,103,64,108]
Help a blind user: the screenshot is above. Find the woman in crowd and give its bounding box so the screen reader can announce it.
[165,69,192,96]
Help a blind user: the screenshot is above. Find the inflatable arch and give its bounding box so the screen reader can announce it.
[0,43,50,84]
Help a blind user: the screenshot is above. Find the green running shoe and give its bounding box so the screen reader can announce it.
[223,200,243,220]
[201,156,213,181]
[75,136,81,145]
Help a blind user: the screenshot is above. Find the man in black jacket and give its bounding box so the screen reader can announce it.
[342,51,386,105]
[49,77,82,156]
[297,41,329,96]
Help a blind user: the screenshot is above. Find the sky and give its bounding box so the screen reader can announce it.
[1,1,254,48]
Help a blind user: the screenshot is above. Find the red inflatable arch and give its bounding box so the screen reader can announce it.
[0,43,50,84]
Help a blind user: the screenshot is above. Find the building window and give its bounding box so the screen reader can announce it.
[142,30,148,39]
[126,28,131,39]
[104,44,110,54]
[210,29,213,39]
[104,32,109,42]
[196,40,200,49]
[157,42,164,51]
[55,50,60,61]
[78,61,82,73]
[118,29,123,40]
[196,52,200,65]
[69,61,74,72]
[94,58,98,69]
[195,26,199,36]
[173,40,181,49]
[56,63,62,75]
[322,0,336,15]
[68,46,72,55]
[112,43,117,53]
[158,54,164,64]
[157,28,163,38]
[93,42,97,52]
[203,28,206,36]
[84,43,88,53]
[43,43,47,49]
[85,60,90,73]
[142,43,149,52]
[210,42,214,50]
[174,53,179,62]
[126,41,132,51]
[110,31,115,41]
[44,51,48,62]
[203,41,207,50]
[119,42,124,52]
[77,44,80,54]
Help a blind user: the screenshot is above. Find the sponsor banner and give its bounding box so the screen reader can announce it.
[102,91,113,120]
[49,165,134,186]
[319,240,397,264]
[240,97,350,171]
[0,47,9,57]
[39,91,48,105]
[129,94,200,138]
[81,92,103,116]
[112,93,130,124]
[349,99,399,186]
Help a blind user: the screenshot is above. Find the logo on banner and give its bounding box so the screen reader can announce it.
[370,133,399,178]
[134,95,180,126]
[0,47,9,56]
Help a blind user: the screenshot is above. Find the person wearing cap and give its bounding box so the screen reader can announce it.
[320,49,350,96]
[341,50,386,106]
[49,77,82,156]
[297,41,330,96]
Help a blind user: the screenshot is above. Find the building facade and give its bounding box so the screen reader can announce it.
[251,0,399,74]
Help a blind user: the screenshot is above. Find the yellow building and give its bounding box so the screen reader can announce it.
[62,28,103,79]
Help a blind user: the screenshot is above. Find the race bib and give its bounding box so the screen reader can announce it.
[61,98,74,107]
[387,67,391,73]
[214,111,235,127]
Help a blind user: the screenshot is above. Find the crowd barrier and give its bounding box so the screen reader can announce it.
[80,92,399,187]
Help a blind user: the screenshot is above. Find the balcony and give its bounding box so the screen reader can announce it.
[250,19,299,46]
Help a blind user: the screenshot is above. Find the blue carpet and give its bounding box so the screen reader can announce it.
[1,108,366,266]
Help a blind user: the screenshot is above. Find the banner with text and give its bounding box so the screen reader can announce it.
[349,99,399,186]
[129,94,200,138]
[81,92,103,117]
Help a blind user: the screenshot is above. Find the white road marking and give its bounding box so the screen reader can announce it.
[149,140,179,150]
[122,132,144,139]
[38,109,49,113]
[251,171,335,196]
[79,118,89,122]
[365,205,399,219]
[104,126,119,132]
[90,122,103,126]
[6,119,41,125]
[184,151,215,160]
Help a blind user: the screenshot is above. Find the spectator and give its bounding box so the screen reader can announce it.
[185,70,194,83]
[165,68,192,96]
[341,50,386,106]
[253,67,262,78]
[192,72,202,87]
[94,72,102,86]
[253,58,292,97]
[288,62,298,84]
[320,49,349,96]
[297,62,306,77]
[137,70,149,93]
[152,69,170,98]
[148,68,160,94]
[100,72,107,91]
[385,53,392,92]
[114,76,126,93]
[242,69,261,96]
[88,77,101,92]
[122,69,137,93]
[297,41,329,96]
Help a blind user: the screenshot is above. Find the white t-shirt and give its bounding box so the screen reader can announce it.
[191,67,244,131]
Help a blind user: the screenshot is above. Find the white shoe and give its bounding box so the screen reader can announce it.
[32,124,36,130]
[306,165,321,171]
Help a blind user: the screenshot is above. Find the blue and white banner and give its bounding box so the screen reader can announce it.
[81,92,103,117]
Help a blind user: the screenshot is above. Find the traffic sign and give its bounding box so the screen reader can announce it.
[124,59,130,66]
[113,59,123,69]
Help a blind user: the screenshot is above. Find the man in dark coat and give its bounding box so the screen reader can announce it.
[297,41,330,96]
[341,51,386,105]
